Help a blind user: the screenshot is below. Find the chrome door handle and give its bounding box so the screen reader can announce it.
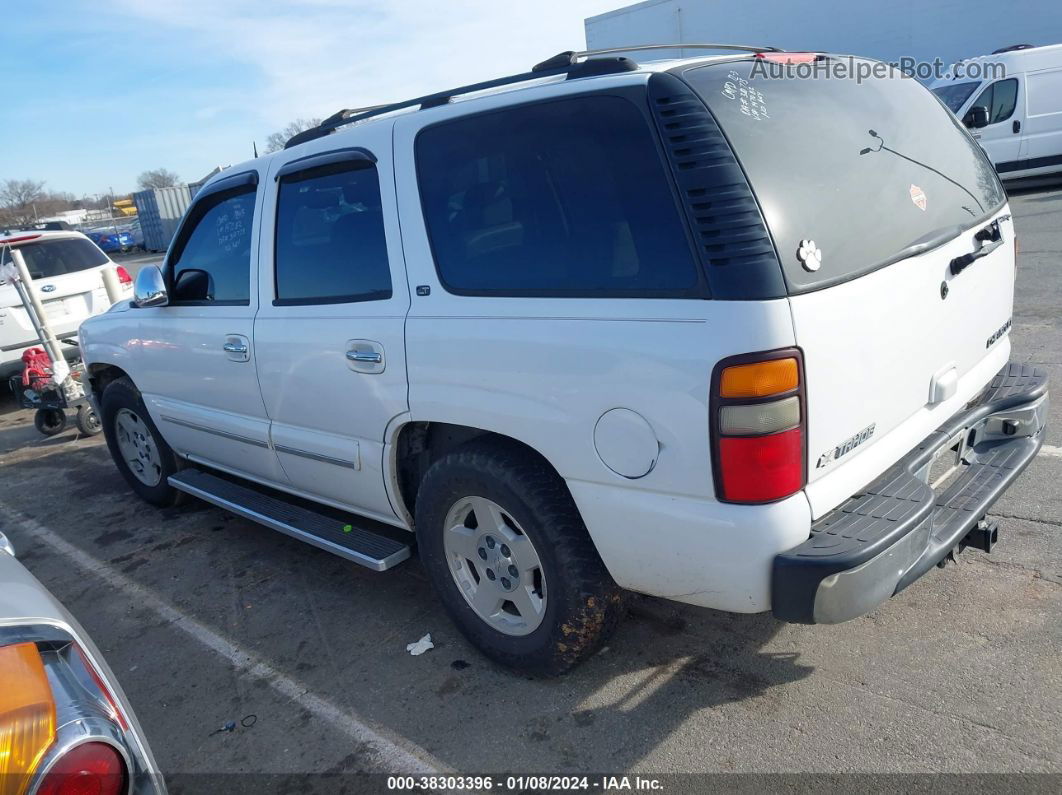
[346,350,382,364]
[223,342,248,354]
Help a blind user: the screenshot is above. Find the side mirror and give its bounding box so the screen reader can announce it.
[133,265,169,307]
[964,106,990,129]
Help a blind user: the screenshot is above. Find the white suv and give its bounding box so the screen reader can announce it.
[1,230,133,377]
[79,47,1048,675]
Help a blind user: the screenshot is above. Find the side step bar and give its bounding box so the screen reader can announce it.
[168,469,411,571]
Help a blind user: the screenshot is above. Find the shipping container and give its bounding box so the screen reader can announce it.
[132,185,192,253]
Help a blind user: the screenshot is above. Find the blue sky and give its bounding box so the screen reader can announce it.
[1,1,619,198]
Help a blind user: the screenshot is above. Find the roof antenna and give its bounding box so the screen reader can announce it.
[253,141,259,158]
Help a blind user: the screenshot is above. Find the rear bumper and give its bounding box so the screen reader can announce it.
[772,361,1049,624]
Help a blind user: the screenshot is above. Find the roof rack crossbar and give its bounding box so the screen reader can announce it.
[285,43,781,148]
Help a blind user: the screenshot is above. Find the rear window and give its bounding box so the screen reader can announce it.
[0,237,108,281]
[682,59,1006,293]
[415,94,700,296]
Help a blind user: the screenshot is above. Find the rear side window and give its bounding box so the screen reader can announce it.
[415,95,699,296]
[681,59,1006,294]
[1,238,107,280]
[274,161,392,304]
[971,78,1019,124]
[170,187,256,304]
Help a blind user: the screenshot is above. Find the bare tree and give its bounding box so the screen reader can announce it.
[136,168,181,190]
[264,118,323,153]
[0,178,47,226]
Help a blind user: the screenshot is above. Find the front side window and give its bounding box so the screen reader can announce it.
[971,78,1019,124]
[415,94,699,296]
[274,161,392,304]
[169,187,256,304]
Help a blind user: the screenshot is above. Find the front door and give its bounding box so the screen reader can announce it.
[254,126,410,525]
[967,77,1023,170]
[133,169,287,484]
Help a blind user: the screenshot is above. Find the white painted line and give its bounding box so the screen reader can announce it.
[0,502,442,776]
[1039,444,1062,459]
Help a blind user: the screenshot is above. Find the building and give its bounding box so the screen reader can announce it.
[585,0,1062,75]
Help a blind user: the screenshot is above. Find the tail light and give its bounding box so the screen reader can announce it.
[115,266,132,285]
[0,640,132,795]
[36,742,126,795]
[711,349,806,503]
[0,642,56,792]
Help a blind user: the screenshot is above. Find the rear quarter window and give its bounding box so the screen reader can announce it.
[681,58,1006,294]
[415,94,700,297]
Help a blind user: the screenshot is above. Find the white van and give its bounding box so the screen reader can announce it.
[931,43,1062,180]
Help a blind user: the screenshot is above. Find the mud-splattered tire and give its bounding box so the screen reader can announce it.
[416,437,624,676]
[100,376,183,507]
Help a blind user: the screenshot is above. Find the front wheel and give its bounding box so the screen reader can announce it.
[75,404,102,436]
[416,438,624,676]
[100,377,183,506]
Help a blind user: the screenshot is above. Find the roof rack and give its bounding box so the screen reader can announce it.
[284,42,781,149]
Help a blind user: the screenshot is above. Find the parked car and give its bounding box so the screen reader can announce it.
[1,231,133,378]
[0,528,165,793]
[84,229,137,254]
[931,43,1062,180]
[80,46,1048,675]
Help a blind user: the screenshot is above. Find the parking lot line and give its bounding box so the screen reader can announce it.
[0,501,443,776]
[1039,445,1062,458]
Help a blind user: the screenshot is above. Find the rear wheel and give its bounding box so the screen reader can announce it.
[100,377,183,506]
[416,438,624,676]
[34,409,67,437]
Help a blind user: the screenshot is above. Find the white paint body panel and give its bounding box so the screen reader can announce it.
[253,122,409,522]
[792,209,1015,518]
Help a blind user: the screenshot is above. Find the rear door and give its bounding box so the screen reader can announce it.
[681,58,1014,517]
[253,125,410,524]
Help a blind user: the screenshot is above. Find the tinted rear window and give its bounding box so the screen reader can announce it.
[415,94,699,296]
[682,59,1006,293]
[1,237,108,280]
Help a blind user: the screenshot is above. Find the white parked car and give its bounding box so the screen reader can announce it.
[0,230,133,378]
[931,43,1062,180]
[80,46,1048,675]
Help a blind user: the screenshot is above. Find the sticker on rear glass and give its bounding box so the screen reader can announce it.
[910,184,927,211]
[797,239,822,271]
[720,71,770,121]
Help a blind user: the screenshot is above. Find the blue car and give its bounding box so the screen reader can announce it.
[85,229,135,253]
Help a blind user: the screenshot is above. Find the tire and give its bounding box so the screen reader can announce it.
[34,409,67,437]
[100,376,183,506]
[415,437,624,676]
[75,404,103,436]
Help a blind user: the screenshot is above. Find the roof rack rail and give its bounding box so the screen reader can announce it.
[535,42,781,71]
[285,42,780,149]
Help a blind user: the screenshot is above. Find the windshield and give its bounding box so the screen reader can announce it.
[681,59,1005,294]
[0,237,108,282]
[931,81,981,114]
